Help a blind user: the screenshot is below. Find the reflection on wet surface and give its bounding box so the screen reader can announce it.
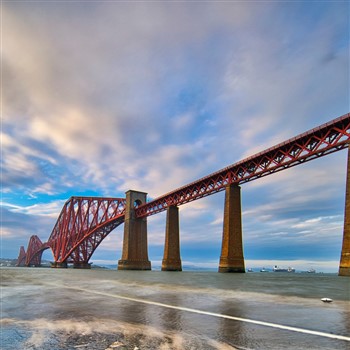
[1,268,349,349]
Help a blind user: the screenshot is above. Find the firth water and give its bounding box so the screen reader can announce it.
[1,268,349,350]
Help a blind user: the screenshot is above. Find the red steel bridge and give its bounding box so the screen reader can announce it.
[17,113,350,273]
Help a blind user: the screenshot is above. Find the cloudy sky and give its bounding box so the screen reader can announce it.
[1,1,349,272]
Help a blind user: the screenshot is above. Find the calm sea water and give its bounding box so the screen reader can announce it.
[1,267,349,350]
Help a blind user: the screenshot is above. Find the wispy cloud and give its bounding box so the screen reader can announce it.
[1,1,348,266]
[1,200,65,218]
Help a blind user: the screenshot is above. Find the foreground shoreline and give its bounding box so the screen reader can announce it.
[1,268,349,349]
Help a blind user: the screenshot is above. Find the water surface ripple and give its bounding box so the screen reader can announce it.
[1,268,349,349]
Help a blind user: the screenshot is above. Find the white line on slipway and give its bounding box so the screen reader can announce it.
[46,283,350,342]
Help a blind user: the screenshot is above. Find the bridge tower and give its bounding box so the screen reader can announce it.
[339,145,350,276]
[118,190,151,270]
[219,184,245,273]
[16,246,26,267]
[162,205,182,271]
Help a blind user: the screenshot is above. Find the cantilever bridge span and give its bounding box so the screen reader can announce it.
[18,197,126,268]
[17,113,350,275]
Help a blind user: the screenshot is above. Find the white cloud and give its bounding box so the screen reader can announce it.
[172,112,195,131]
[2,1,348,264]
[97,232,124,252]
[1,200,65,218]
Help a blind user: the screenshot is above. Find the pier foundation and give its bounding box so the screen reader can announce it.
[118,190,151,270]
[339,145,350,276]
[162,205,182,271]
[219,184,245,273]
[73,262,92,269]
[51,262,68,268]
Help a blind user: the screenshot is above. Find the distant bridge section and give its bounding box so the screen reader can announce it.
[48,196,126,267]
[17,197,126,268]
[16,246,26,267]
[136,113,350,217]
[25,235,46,267]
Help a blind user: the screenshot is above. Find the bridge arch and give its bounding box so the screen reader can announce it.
[16,246,26,267]
[26,245,52,267]
[62,216,125,267]
[24,235,50,267]
[48,197,126,267]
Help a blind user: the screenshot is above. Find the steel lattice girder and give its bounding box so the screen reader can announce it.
[136,113,350,218]
[67,218,125,263]
[19,113,350,265]
[47,197,126,263]
[25,235,45,266]
[16,246,26,266]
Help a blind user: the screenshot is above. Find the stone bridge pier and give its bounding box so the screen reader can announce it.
[219,184,245,273]
[118,190,151,270]
[162,205,182,271]
[339,145,350,276]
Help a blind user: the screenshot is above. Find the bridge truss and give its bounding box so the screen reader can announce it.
[18,113,350,266]
[136,113,350,217]
[20,197,126,266]
[16,246,26,267]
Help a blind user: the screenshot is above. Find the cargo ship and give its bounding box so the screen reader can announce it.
[273,265,295,273]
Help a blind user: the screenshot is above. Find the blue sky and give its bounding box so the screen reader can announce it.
[1,1,349,272]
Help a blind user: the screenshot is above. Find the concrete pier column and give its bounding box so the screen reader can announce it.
[162,205,182,271]
[219,184,245,273]
[118,190,151,270]
[339,145,350,276]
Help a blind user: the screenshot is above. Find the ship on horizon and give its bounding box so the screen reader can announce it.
[273,265,295,273]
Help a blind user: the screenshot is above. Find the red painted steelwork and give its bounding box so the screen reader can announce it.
[16,246,26,266]
[25,235,46,266]
[136,113,350,217]
[21,113,350,266]
[47,197,126,264]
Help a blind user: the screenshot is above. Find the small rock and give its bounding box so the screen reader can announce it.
[106,340,126,349]
[74,345,89,348]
